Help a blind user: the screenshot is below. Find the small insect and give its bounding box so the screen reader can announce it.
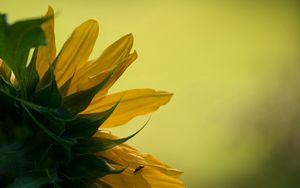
[133,165,144,173]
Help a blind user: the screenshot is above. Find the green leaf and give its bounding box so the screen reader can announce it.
[21,103,74,147]
[63,103,118,139]
[59,73,74,97]
[0,14,47,98]
[72,121,147,154]
[61,155,123,180]
[63,73,112,115]
[38,111,66,136]
[24,48,40,99]
[33,64,62,108]
[0,86,73,122]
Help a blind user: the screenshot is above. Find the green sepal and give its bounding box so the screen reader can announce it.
[3,91,74,122]
[24,48,40,99]
[72,122,146,154]
[21,104,74,147]
[61,155,123,180]
[22,104,74,164]
[37,111,66,136]
[59,72,74,97]
[0,14,47,98]
[33,64,62,108]
[63,73,112,115]
[63,103,117,139]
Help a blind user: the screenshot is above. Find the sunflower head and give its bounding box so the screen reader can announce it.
[0,12,124,188]
[0,7,185,188]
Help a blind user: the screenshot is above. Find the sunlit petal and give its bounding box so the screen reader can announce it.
[91,33,133,72]
[96,50,137,97]
[96,132,185,188]
[54,20,99,86]
[82,89,173,128]
[0,8,183,188]
[36,6,56,78]
[67,34,134,94]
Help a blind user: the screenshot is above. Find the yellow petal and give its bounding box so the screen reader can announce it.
[36,6,56,78]
[67,34,134,95]
[90,33,133,73]
[54,20,99,87]
[95,50,137,97]
[69,68,113,93]
[96,132,186,188]
[81,89,173,128]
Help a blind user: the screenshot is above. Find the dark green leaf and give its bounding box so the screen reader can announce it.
[0,89,73,122]
[61,155,123,180]
[39,111,65,136]
[0,14,47,98]
[21,103,74,147]
[73,121,147,154]
[24,48,39,98]
[63,103,118,139]
[59,73,74,97]
[63,73,112,114]
[33,65,62,108]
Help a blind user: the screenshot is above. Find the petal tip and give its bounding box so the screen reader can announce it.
[159,90,174,97]
[86,19,99,28]
[46,5,54,17]
[47,5,53,10]
[124,33,134,43]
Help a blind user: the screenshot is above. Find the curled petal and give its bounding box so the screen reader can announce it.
[95,132,185,188]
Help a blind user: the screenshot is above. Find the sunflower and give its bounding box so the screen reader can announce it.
[0,6,186,188]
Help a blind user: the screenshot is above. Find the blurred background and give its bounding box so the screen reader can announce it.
[1,1,300,187]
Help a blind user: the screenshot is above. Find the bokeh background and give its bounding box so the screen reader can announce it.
[1,1,300,187]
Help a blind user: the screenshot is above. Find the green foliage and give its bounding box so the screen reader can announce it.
[0,13,138,188]
[24,48,40,98]
[0,14,47,98]
[72,122,146,154]
[33,64,62,108]
[63,104,118,139]
[63,74,112,115]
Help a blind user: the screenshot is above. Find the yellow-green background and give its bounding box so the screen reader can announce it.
[1,1,300,187]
